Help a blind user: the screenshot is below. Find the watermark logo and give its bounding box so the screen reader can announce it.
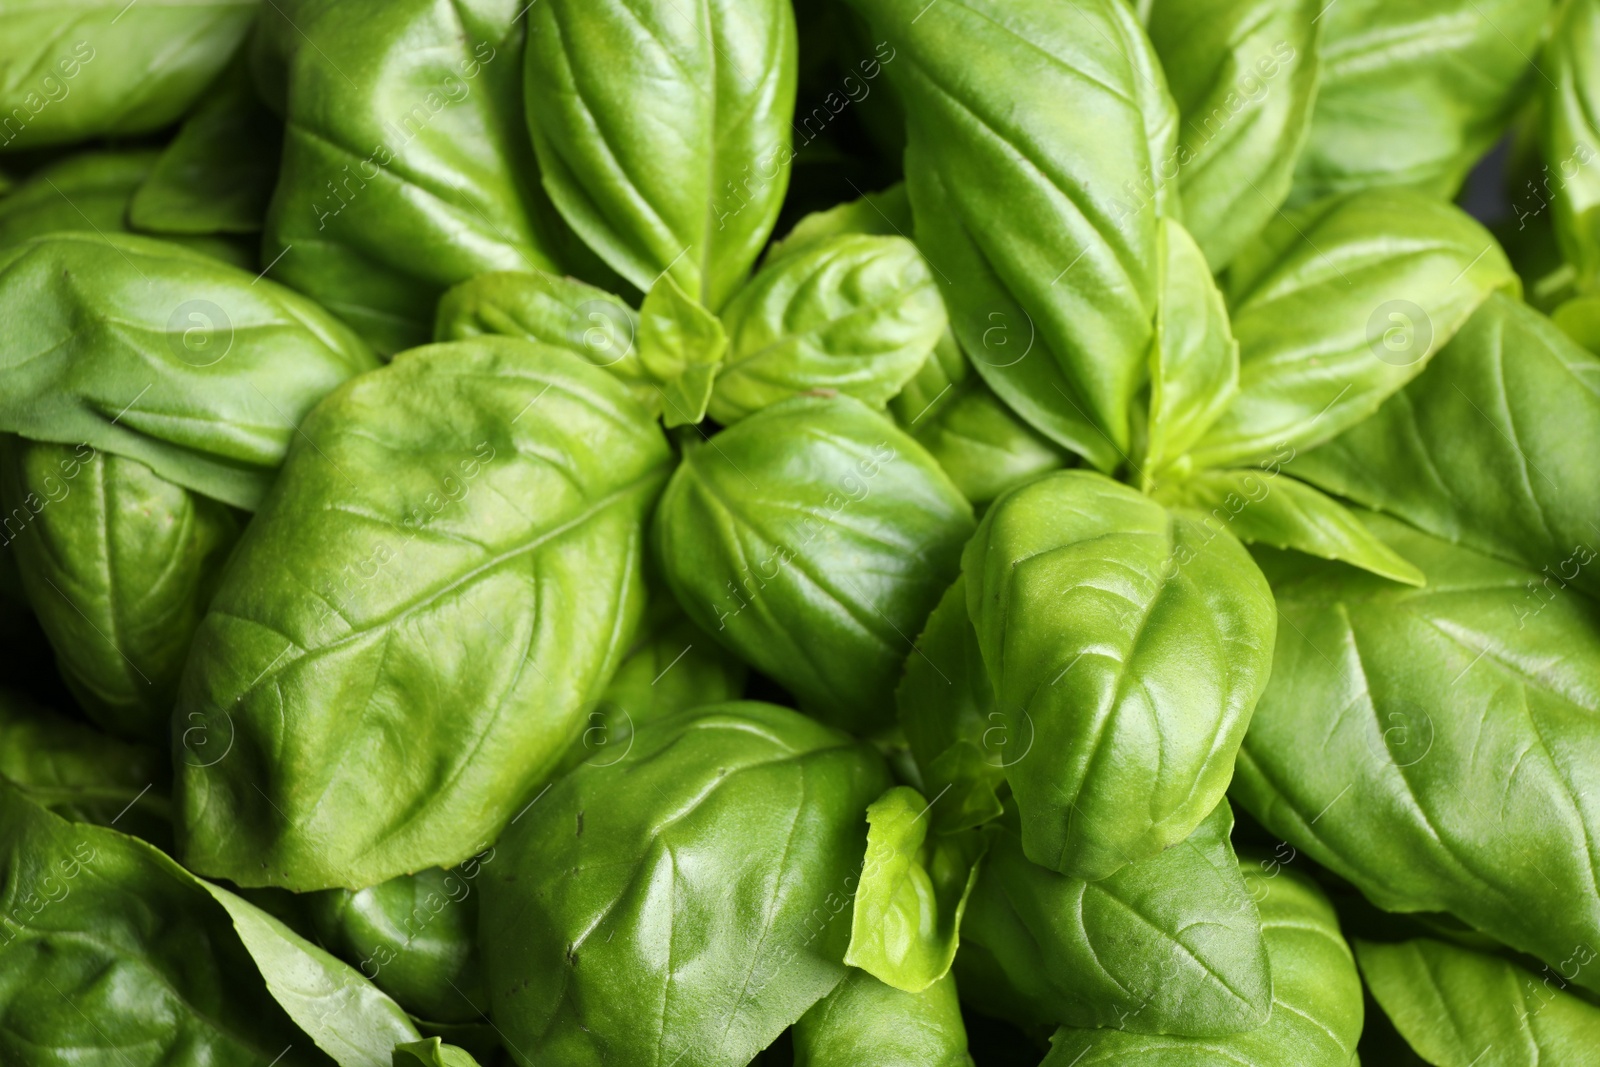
[1366,300,1432,367]
[167,300,234,367]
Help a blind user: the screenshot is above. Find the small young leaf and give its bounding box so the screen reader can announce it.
[639,273,727,427]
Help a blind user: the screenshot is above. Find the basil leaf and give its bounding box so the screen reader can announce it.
[1042,861,1363,1065]
[792,971,973,1067]
[0,150,252,266]
[847,0,1177,467]
[176,339,672,890]
[524,0,797,309]
[1,439,240,740]
[261,0,577,353]
[1153,467,1424,585]
[1233,512,1600,993]
[127,59,280,236]
[0,233,376,510]
[1293,293,1600,601]
[845,786,983,993]
[710,234,944,424]
[958,801,1270,1037]
[1292,0,1550,203]
[896,576,1006,835]
[1357,938,1600,1065]
[1146,0,1321,271]
[432,269,657,413]
[0,782,421,1067]
[1543,0,1600,289]
[308,866,488,1024]
[655,395,973,734]
[1189,189,1515,469]
[964,470,1275,879]
[0,689,169,843]
[0,2,253,150]
[1143,216,1238,481]
[480,702,892,1067]
[639,273,726,428]
[1553,293,1600,354]
[392,1039,481,1067]
[767,184,913,265]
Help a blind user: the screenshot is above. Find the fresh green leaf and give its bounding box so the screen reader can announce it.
[259,0,580,353]
[654,395,974,733]
[845,786,983,993]
[963,470,1275,879]
[175,338,672,890]
[1542,0,1600,290]
[767,184,913,265]
[709,234,944,424]
[846,0,1178,468]
[392,1038,481,1067]
[1143,216,1238,481]
[1232,512,1600,994]
[1189,189,1516,469]
[895,576,1006,835]
[1552,293,1600,354]
[639,273,727,427]
[0,232,376,510]
[523,0,798,309]
[793,970,973,1067]
[308,865,490,1024]
[128,59,280,235]
[1153,467,1425,585]
[1293,293,1600,600]
[1292,0,1551,203]
[1146,0,1322,271]
[0,689,169,843]
[0,2,254,150]
[1042,860,1363,1065]
[958,801,1271,1037]
[0,438,240,739]
[479,702,892,1067]
[1357,938,1600,1066]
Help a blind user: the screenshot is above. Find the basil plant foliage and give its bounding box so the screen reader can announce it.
[1,0,1598,1065]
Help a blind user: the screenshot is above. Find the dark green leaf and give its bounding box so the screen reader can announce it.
[1542,0,1600,290]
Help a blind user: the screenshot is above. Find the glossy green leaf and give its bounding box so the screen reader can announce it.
[176,338,672,890]
[0,232,376,510]
[1292,0,1550,203]
[1143,215,1238,481]
[1232,513,1600,994]
[392,1038,481,1067]
[958,801,1270,1037]
[847,0,1177,468]
[639,273,726,427]
[767,184,913,265]
[1357,938,1600,1066]
[890,334,1068,509]
[1153,467,1424,585]
[792,970,973,1067]
[127,59,280,235]
[964,470,1275,879]
[309,864,491,1024]
[0,2,254,150]
[896,576,1005,835]
[710,234,944,424]
[260,0,577,353]
[0,781,422,1067]
[433,269,657,412]
[0,689,169,841]
[1293,293,1600,600]
[1146,0,1321,270]
[654,395,973,733]
[1543,0,1600,289]
[523,0,797,309]
[1042,861,1363,1065]
[1190,189,1516,469]
[1,438,239,739]
[0,149,252,265]
[845,786,982,993]
[479,702,892,1067]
